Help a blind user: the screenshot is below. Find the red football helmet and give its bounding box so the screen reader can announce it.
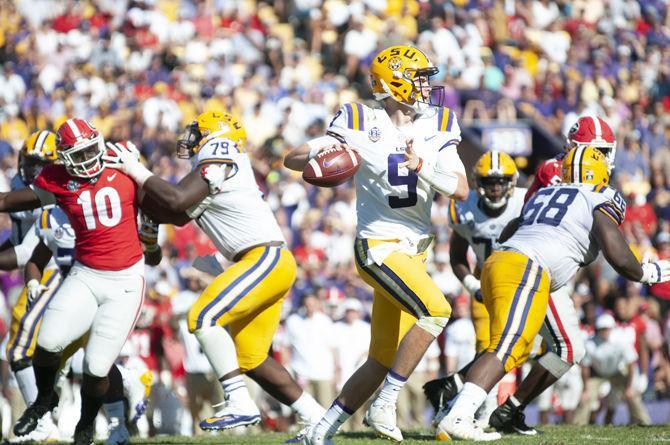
[56,118,105,178]
[566,116,617,172]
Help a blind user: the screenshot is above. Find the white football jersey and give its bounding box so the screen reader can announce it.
[327,102,464,240]
[10,175,41,244]
[186,136,285,261]
[449,187,526,269]
[35,206,76,273]
[503,183,625,291]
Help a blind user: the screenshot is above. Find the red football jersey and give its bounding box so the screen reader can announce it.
[33,165,143,270]
[524,157,564,203]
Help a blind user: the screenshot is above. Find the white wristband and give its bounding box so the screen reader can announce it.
[26,278,40,291]
[128,163,154,188]
[462,274,481,296]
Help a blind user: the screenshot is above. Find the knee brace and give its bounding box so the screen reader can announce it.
[416,316,449,337]
[538,351,572,379]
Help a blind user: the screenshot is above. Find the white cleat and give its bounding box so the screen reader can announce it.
[364,400,403,442]
[436,415,501,442]
[10,412,59,443]
[105,417,130,445]
[301,426,334,445]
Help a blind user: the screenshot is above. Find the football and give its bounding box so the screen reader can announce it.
[302,146,361,187]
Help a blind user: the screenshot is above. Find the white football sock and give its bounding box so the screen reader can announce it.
[16,365,38,406]
[475,382,499,425]
[290,391,325,423]
[376,370,407,405]
[453,372,464,391]
[220,375,254,404]
[448,382,488,419]
[318,400,352,437]
[195,326,239,378]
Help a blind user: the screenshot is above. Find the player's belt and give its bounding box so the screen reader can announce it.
[233,241,285,262]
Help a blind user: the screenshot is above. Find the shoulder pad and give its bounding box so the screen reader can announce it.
[592,184,626,225]
[332,102,369,132]
[436,107,456,133]
[195,137,239,168]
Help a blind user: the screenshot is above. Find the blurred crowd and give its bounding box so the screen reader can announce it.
[0,0,669,436]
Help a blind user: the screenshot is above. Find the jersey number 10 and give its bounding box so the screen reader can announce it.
[520,188,578,227]
[77,187,123,229]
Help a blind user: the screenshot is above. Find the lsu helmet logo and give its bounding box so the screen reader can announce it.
[387,57,402,72]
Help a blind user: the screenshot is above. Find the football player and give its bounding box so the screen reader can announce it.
[0,118,149,445]
[105,111,325,432]
[486,116,618,435]
[284,45,469,443]
[422,150,525,428]
[437,146,670,440]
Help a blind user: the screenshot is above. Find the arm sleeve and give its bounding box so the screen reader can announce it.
[28,185,56,206]
[417,146,466,196]
[14,222,40,267]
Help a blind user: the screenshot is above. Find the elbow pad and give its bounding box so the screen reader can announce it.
[417,157,459,196]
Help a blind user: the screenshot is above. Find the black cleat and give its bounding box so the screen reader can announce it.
[422,375,460,412]
[13,392,59,437]
[74,422,95,445]
[489,399,538,436]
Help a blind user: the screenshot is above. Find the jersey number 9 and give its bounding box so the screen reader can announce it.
[388,154,418,209]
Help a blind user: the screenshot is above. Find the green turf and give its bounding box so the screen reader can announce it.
[114,425,670,444]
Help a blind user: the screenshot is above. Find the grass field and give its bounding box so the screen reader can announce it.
[114,426,670,444]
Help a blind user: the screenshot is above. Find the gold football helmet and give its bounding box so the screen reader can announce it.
[562,145,609,185]
[20,130,57,184]
[369,45,441,110]
[474,150,518,209]
[177,111,247,159]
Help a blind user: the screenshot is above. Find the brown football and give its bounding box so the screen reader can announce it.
[302,147,361,187]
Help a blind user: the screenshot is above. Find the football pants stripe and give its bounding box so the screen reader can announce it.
[196,247,280,329]
[354,240,420,317]
[494,259,537,362]
[547,297,573,363]
[8,270,61,362]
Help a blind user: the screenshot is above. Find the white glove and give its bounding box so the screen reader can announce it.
[200,164,226,194]
[640,260,670,284]
[26,279,47,310]
[462,274,481,299]
[636,373,649,394]
[103,142,153,186]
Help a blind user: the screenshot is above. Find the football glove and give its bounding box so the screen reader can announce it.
[640,260,670,284]
[200,164,226,194]
[26,279,47,310]
[139,214,159,251]
[462,274,481,298]
[104,141,153,186]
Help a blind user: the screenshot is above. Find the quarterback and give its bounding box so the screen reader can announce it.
[284,44,468,444]
[423,150,525,427]
[437,146,670,440]
[0,119,149,445]
[106,111,325,432]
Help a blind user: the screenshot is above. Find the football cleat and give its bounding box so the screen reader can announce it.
[13,392,59,437]
[364,399,403,442]
[9,411,59,443]
[199,395,261,431]
[105,416,130,445]
[489,399,538,436]
[436,415,501,442]
[301,426,334,445]
[423,375,460,413]
[73,422,95,445]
